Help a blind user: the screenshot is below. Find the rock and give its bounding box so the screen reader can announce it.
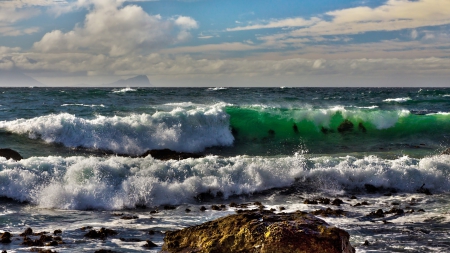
[20,227,33,236]
[293,124,299,134]
[143,240,158,248]
[53,229,62,235]
[358,122,367,133]
[1,232,11,243]
[442,148,450,155]
[337,120,354,133]
[368,209,384,218]
[332,198,344,206]
[84,228,117,239]
[311,208,346,217]
[417,184,432,195]
[161,210,355,253]
[139,149,203,160]
[120,215,138,220]
[0,148,23,161]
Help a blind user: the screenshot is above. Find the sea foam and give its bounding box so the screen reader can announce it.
[0,104,233,154]
[0,154,449,210]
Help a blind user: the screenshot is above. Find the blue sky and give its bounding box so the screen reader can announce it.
[0,0,450,86]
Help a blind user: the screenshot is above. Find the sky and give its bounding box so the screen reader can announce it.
[0,0,450,87]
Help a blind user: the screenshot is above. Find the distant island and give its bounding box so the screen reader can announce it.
[107,75,151,87]
[0,70,43,87]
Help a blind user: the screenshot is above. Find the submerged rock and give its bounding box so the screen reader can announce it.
[162,210,355,253]
[0,148,23,161]
[138,149,203,160]
[337,120,354,133]
[442,148,450,155]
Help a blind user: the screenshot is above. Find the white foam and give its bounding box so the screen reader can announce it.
[112,87,137,93]
[0,104,234,154]
[208,87,227,91]
[383,97,411,102]
[61,104,105,108]
[0,154,449,210]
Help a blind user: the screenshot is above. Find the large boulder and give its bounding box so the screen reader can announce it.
[0,148,23,161]
[162,210,355,253]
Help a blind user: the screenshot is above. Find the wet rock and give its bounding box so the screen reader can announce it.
[94,250,117,253]
[120,215,139,220]
[385,208,404,215]
[293,123,299,134]
[311,208,346,217]
[120,237,144,242]
[441,148,450,155]
[39,234,53,242]
[46,240,59,246]
[363,240,370,246]
[1,232,11,243]
[418,209,425,212]
[22,237,44,246]
[80,226,93,231]
[358,122,367,133]
[200,206,207,211]
[138,149,203,160]
[30,249,56,253]
[143,240,158,248]
[84,228,118,240]
[20,227,33,236]
[163,205,176,210]
[350,195,357,199]
[368,209,384,218]
[303,199,318,205]
[354,201,370,207]
[211,205,221,211]
[53,229,62,235]
[0,148,23,161]
[337,120,354,133]
[332,198,344,206]
[162,210,355,253]
[364,184,379,193]
[185,208,191,213]
[417,184,432,195]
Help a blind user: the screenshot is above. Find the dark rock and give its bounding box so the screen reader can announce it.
[143,240,158,248]
[337,120,354,133]
[120,215,138,220]
[148,230,155,235]
[364,184,379,193]
[332,198,344,206]
[46,240,59,246]
[311,208,346,217]
[162,210,355,253]
[385,208,404,215]
[354,201,370,207]
[139,149,203,160]
[418,209,425,212]
[278,206,286,211]
[350,195,357,199]
[185,208,191,212]
[417,184,432,195]
[0,148,23,161]
[321,127,329,134]
[293,123,299,133]
[84,228,118,239]
[163,205,176,210]
[53,229,62,235]
[303,199,318,205]
[211,205,221,211]
[20,227,33,236]
[80,226,93,231]
[358,122,367,133]
[120,237,144,242]
[94,250,117,253]
[442,148,450,155]
[200,206,207,211]
[22,237,44,246]
[363,240,370,246]
[1,232,11,243]
[229,202,237,207]
[368,209,384,218]
[39,234,53,242]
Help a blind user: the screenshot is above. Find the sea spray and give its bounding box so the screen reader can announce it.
[1,154,449,210]
[0,104,234,155]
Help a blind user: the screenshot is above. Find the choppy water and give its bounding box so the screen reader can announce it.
[1,87,449,252]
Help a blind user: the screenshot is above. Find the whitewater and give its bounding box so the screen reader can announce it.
[1,87,450,252]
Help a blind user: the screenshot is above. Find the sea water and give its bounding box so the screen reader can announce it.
[0,87,449,252]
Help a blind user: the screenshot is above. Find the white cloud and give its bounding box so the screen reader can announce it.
[33,0,198,56]
[228,0,450,36]
[0,26,40,36]
[227,17,321,31]
[0,6,41,23]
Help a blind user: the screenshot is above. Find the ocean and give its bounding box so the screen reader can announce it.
[0,87,449,252]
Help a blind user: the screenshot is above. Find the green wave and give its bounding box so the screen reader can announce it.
[225,106,450,142]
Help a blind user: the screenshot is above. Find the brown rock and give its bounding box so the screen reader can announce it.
[161,210,355,253]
